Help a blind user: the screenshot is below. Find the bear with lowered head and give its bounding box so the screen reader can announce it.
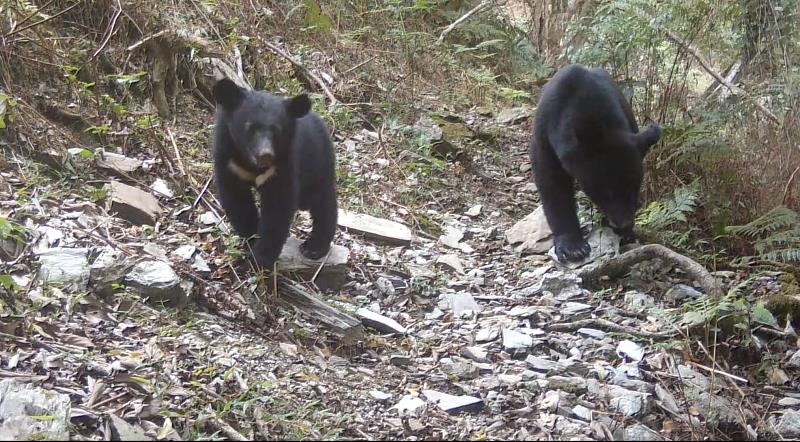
[211,78,337,268]
[529,64,662,262]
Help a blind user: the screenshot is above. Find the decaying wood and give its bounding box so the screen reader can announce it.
[577,244,724,299]
[279,279,365,343]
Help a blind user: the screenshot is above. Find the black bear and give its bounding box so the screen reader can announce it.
[529,64,662,262]
[211,78,338,268]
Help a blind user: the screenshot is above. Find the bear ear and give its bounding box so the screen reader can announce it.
[212,78,244,110]
[286,94,311,119]
[635,123,662,156]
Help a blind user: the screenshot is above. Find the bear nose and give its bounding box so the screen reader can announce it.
[253,153,273,168]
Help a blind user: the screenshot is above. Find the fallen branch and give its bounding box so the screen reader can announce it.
[577,244,724,299]
[662,28,779,124]
[261,40,339,105]
[278,279,365,343]
[544,318,678,339]
[436,0,493,45]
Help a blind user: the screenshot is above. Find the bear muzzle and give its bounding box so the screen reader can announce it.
[252,141,275,168]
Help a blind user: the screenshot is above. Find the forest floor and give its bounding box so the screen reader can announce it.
[1,2,800,441]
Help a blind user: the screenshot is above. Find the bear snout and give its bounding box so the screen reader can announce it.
[252,141,275,168]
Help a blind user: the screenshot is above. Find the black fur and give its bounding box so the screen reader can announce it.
[211,78,338,268]
[529,65,662,262]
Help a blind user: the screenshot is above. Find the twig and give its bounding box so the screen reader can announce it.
[166,126,194,185]
[208,417,248,441]
[4,1,83,38]
[311,248,332,285]
[261,40,339,105]
[544,318,677,339]
[89,0,122,60]
[126,30,167,51]
[436,0,492,45]
[192,174,213,210]
[8,0,57,33]
[662,28,779,124]
[577,244,724,299]
[688,361,749,385]
[782,165,800,205]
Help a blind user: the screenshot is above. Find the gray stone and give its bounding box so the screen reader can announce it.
[391,395,426,416]
[787,349,800,369]
[623,424,663,441]
[338,210,412,245]
[356,308,406,334]
[37,247,90,289]
[577,328,606,340]
[436,254,465,275]
[105,180,162,226]
[109,414,152,441]
[505,206,553,254]
[773,409,800,438]
[465,204,482,217]
[89,246,134,296]
[496,106,531,124]
[562,302,592,316]
[422,389,483,414]
[461,346,489,363]
[369,390,392,401]
[97,151,142,174]
[546,376,587,394]
[625,291,655,312]
[779,397,800,407]
[124,260,190,307]
[476,327,499,342]
[390,354,412,367]
[450,292,481,317]
[609,388,649,416]
[172,245,196,261]
[617,340,645,363]
[693,391,746,429]
[277,237,349,290]
[440,357,479,380]
[525,355,562,373]
[503,329,533,350]
[665,284,703,303]
[149,178,173,198]
[0,379,70,440]
[573,404,592,421]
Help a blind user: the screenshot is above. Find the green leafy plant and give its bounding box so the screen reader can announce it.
[0,91,16,129]
[637,181,700,230]
[726,206,800,263]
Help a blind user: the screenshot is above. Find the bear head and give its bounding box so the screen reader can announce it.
[573,123,662,236]
[212,78,311,169]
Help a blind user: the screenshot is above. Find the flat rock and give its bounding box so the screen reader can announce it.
[369,390,392,401]
[496,106,531,124]
[577,328,606,340]
[562,301,592,315]
[422,390,484,414]
[356,308,406,334]
[277,237,349,290]
[390,354,412,366]
[89,246,134,296]
[503,329,533,350]
[97,151,142,174]
[550,227,620,268]
[525,355,560,373]
[773,409,800,439]
[779,397,800,407]
[505,206,553,254]
[449,292,481,317]
[105,180,162,226]
[37,247,90,289]
[108,414,152,441]
[392,395,426,416]
[546,376,588,394]
[149,178,173,198]
[124,260,191,307]
[461,346,489,363]
[338,210,412,245]
[623,424,664,441]
[609,387,650,417]
[617,340,645,363]
[665,284,703,303]
[436,253,465,275]
[787,349,800,368]
[573,404,592,421]
[0,379,70,441]
[465,204,482,217]
[476,327,499,342]
[440,357,479,380]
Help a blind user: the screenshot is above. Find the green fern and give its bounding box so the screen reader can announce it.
[727,206,800,263]
[637,181,700,230]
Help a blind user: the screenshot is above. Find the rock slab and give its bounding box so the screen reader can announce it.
[105,180,162,226]
[277,236,349,290]
[338,210,412,245]
[0,379,70,441]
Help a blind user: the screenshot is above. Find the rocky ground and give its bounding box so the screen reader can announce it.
[3,98,800,441]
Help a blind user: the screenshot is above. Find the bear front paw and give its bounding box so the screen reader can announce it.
[554,234,591,262]
[300,240,330,260]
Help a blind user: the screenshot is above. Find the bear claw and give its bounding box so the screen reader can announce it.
[554,234,591,263]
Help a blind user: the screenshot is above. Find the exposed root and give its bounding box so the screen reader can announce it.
[545,318,678,340]
[577,244,724,299]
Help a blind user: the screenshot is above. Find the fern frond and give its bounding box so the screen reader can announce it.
[637,181,700,230]
[726,206,799,238]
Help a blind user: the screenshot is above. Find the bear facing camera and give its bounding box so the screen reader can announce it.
[529,64,662,263]
[211,78,338,269]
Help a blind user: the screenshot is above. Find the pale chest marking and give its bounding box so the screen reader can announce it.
[228,160,275,187]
